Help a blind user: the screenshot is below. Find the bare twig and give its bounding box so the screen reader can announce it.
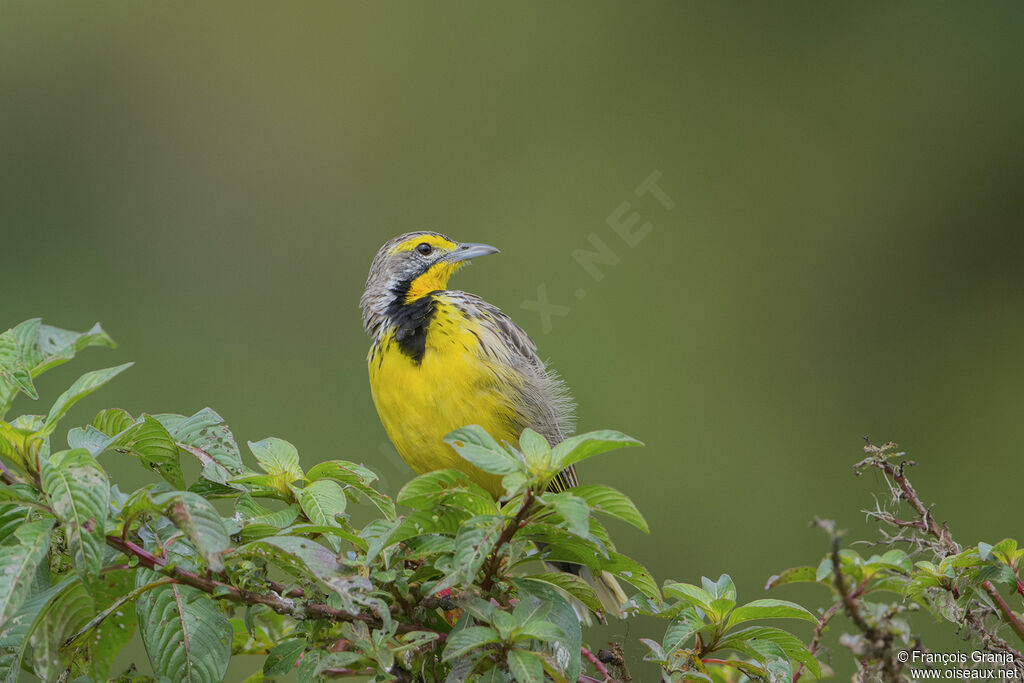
[582,645,614,682]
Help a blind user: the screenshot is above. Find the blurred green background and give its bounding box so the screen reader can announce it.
[3,2,1023,680]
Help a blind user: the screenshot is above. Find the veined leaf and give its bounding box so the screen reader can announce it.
[511,578,582,681]
[603,552,660,601]
[765,566,819,589]
[155,408,245,482]
[297,479,347,526]
[570,484,648,533]
[307,459,378,486]
[703,574,737,601]
[306,460,394,519]
[718,626,821,679]
[105,413,185,489]
[507,648,544,682]
[40,449,109,579]
[0,320,115,418]
[231,536,347,586]
[452,514,505,584]
[297,480,347,551]
[549,430,642,471]
[523,571,603,614]
[541,491,590,537]
[442,626,501,661]
[664,582,714,614]
[123,489,230,571]
[249,437,302,479]
[445,426,524,476]
[726,599,818,629]
[39,363,132,438]
[0,329,35,400]
[0,575,78,683]
[235,494,300,529]
[263,638,306,677]
[29,579,94,682]
[397,469,496,515]
[0,518,54,623]
[136,568,232,683]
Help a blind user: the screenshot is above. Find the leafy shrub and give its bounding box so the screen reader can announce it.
[0,318,1020,682]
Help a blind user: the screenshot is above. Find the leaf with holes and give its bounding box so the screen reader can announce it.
[0,576,77,683]
[29,579,95,682]
[0,518,54,624]
[107,414,185,488]
[451,514,504,585]
[123,489,230,572]
[40,449,109,580]
[156,408,245,484]
[136,569,232,683]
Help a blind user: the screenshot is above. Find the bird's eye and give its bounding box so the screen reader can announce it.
[416,243,433,256]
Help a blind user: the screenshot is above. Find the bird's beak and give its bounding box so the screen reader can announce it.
[447,242,500,263]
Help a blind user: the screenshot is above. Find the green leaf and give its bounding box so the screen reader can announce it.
[523,572,603,614]
[91,407,135,437]
[719,626,821,679]
[516,620,565,643]
[0,329,36,400]
[0,320,115,417]
[99,413,185,489]
[40,449,109,580]
[231,536,347,587]
[512,578,582,681]
[306,460,395,519]
[570,484,648,533]
[155,408,245,482]
[519,428,552,475]
[662,612,702,652]
[549,429,642,471]
[604,552,660,601]
[726,599,818,629]
[30,579,95,681]
[397,469,496,515]
[765,566,819,589]
[0,575,78,683]
[991,538,1018,565]
[263,638,306,677]
[445,426,524,475]
[39,363,132,438]
[443,626,501,660]
[507,648,544,682]
[307,459,378,486]
[542,491,590,537]
[703,574,737,601]
[136,569,232,683]
[297,479,347,526]
[83,568,138,680]
[124,489,230,571]
[0,518,54,624]
[664,582,714,613]
[249,437,303,479]
[235,495,300,529]
[452,514,504,584]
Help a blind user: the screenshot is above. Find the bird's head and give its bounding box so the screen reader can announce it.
[360,231,499,337]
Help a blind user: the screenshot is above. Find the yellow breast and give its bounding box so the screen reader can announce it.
[367,299,521,496]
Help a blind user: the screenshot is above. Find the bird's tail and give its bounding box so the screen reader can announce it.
[580,567,630,620]
[545,561,630,625]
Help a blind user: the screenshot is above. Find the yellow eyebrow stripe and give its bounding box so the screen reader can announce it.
[388,234,458,254]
